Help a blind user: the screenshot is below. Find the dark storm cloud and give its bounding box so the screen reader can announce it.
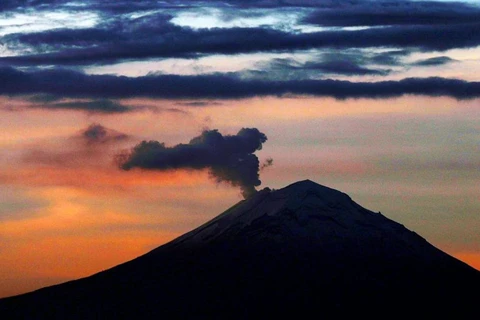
[0,1,19,11]
[9,28,124,48]
[2,18,480,66]
[2,12,186,66]
[303,1,480,27]
[0,0,46,11]
[117,128,269,199]
[1,67,479,100]
[412,56,457,67]
[7,12,177,48]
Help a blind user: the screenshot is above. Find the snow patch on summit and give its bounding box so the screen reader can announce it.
[168,180,390,248]
[154,179,444,264]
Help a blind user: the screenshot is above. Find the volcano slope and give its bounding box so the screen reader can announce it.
[1,180,478,318]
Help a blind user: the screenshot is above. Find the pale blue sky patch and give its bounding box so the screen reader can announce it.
[0,10,99,37]
[170,7,305,32]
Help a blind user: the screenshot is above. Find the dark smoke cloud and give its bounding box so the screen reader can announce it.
[117,128,270,199]
[261,157,273,170]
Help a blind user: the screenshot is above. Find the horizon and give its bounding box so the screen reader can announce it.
[1,0,479,298]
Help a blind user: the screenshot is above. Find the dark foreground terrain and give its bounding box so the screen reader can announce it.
[1,180,478,318]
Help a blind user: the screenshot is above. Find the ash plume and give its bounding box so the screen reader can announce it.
[117,128,270,198]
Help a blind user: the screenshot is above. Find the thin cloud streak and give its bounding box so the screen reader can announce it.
[412,56,457,67]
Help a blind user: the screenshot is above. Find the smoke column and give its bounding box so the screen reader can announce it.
[117,128,270,198]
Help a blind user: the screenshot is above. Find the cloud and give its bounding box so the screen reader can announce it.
[302,60,389,76]
[0,0,176,13]
[255,54,391,78]
[117,128,270,199]
[81,123,129,144]
[25,94,63,103]
[2,94,137,113]
[177,101,224,107]
[2,11,181,62]
[32,99,135,113]
[371,50,411,66]
[2,13,480,67]
[302,1,480,27]
[261,157,273,170]
[22,123,130,167]
[1,67,479,100]
[412,56,457,67]
[0,0,30,11]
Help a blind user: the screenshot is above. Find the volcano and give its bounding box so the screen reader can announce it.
[1,180,478,318]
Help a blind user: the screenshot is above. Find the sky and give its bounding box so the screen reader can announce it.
[1,0,479,298]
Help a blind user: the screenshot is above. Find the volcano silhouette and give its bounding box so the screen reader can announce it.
[1,180,478,318]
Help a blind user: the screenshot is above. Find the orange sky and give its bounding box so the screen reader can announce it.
[1,95,479,298]
[1,0,480,301]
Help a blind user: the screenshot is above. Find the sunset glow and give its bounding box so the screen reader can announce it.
[1,0,479,298]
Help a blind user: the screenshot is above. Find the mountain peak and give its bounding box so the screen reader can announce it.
[269,179,353,207]
[1,179,479,318]
[284,178,330,189]
[160,179,397,251]
[260,178,342,194]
